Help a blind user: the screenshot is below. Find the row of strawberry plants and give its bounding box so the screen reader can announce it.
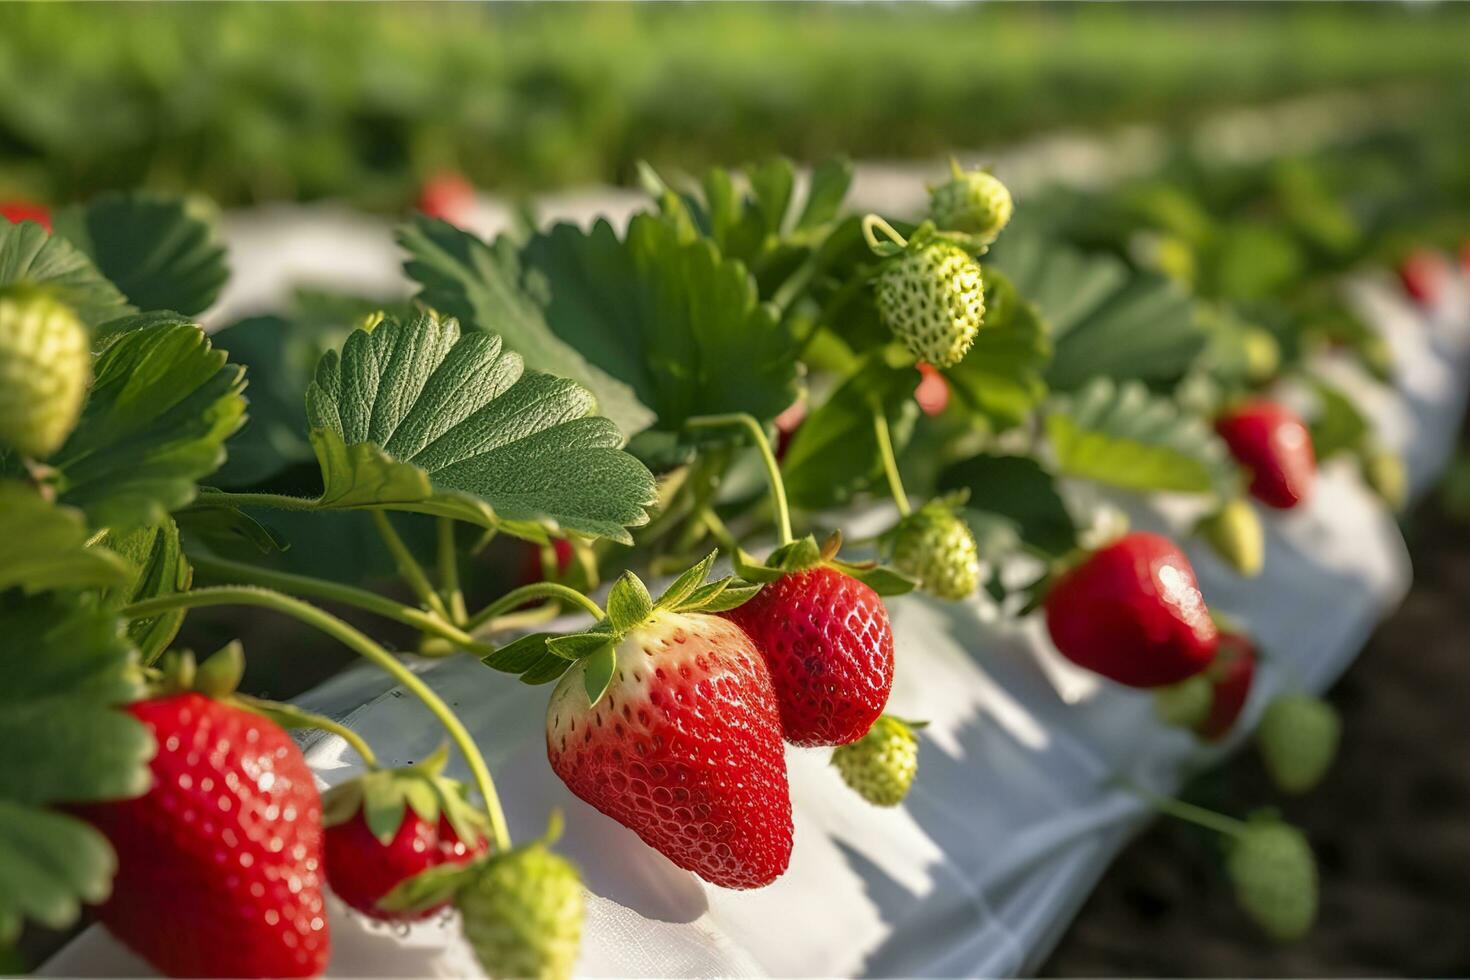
[0,142,1453,975]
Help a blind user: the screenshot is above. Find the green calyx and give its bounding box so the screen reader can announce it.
[832,715,926,807]
[153,641,245,699]
[482,551,762,707]
[0,286,91,459]
[888,496,981,601]
[734,530,918,598]
[928,158,1014,245]
[321,743,491,847]
[1226,816,1318,941]
[1256,694,1341,795]
[1153,674,1214,730]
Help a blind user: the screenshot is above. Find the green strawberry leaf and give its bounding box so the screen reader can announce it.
[304,311,656,544]
[0,592,152,944]
[379,860,481,917]
[691,582,763,612]
[990,229,1204,391]
[0,482,132,593]
[938,454,1078,559]
[49,319,247,531]
[402,213,801,437]
[581,645,618,707]
[51,192,229,317]
[97,519,192,666]
[835,563,918,597]
[483,633,555,675]
[1046,378,1237,497]
[544,632,614,661]
[0,220,133,328]
[174,500,286,557]
[943,267,1051,430]
[1307,377,1369,461]
[782,353,919,511]
[605,572,654,633]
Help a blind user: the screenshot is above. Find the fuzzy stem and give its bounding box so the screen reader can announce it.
[871,407,912,517]
[120,586,512,851]
[685,413,794,546]
[371,510,451,621]
[234,693,380,769]
[437,519,468,625]
[464,582,605,632]
[195,488,320,512]
[189,553,492,657]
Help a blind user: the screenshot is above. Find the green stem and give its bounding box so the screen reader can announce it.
[189,553,493,657]
[1128,783,1247,839]
[685,413,794,546]
[871,406,912,517]
[195,488,320,512]
[770,251,822,317]
[474,602,562,636]
[437,519,468,625]
[233,693,380,769]
[372,510,451,620]
[119,586,512,852]
[862,213,909,253]
[465,582,605,632]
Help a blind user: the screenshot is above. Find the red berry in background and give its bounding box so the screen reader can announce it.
[914,362,950,416]
[1197,632,1257,742]
[80,693,329,978]
[0,201,51,231]
[724,565,894,747]
[416,171,476,226]
[519,537,575,586]
[1459,239,1470,275]
[1216,400,1317,510]
[324,788,488,921]
[547,611,793,889]
[1396,248,1450,308]
[1044,532,1219,688]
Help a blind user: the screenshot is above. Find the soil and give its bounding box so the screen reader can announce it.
[1043,448,1470,977]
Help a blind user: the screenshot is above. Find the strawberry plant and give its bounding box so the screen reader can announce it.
[2,140,1407,970]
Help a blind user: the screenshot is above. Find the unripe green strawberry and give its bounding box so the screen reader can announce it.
[891,501,980,600]
[1227,818,1318,941]
[832,715,920,807]
[1152,673,1213,729]
[1242,327,1281,382]
[1196,497,1263,578]
[876,241,985,368]
[0,288,90,458]
[1256,694,1340,794]
[929,161,1013,244]
[459,840,584,980]
[1362,447,1407,511]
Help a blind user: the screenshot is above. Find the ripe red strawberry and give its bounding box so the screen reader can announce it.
[519,537,576,586]
[546,610,792,889]
[1044,532,1218,688]
[81,692,329,977]
[322,752,490,921]
[416,171,476,225]
[0,201,50,230]
[723,564,894,747]
[1197,632,1257,741]
[773,398,807,462]
[1396,248,1449,307]
[1216,400,1317,510]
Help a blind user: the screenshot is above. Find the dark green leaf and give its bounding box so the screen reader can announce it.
[52,319,247,531]
[174,500,286,556]
[51,192,228,317]
[796,157,855,231]
[1046,379,1237,497]
[990,229,1205,390]
[782,354,919,511]
[519,650,575,686]
[305,311,656,543]
[938,454,1078,559]
[98,519,192,665]
[0,221,132,328]
[483,633,554,675]
[944,268,1051,429]
[0,482,131,593]
[0,592,152,943]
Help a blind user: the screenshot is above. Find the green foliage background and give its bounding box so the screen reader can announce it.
[1,3,1468,208]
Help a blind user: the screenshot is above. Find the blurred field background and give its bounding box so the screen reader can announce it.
[1,3,1469,208]
[4,3,1469,975]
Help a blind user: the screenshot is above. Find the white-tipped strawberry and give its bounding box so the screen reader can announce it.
[0,287,90,458]
[928,160,1013,244]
